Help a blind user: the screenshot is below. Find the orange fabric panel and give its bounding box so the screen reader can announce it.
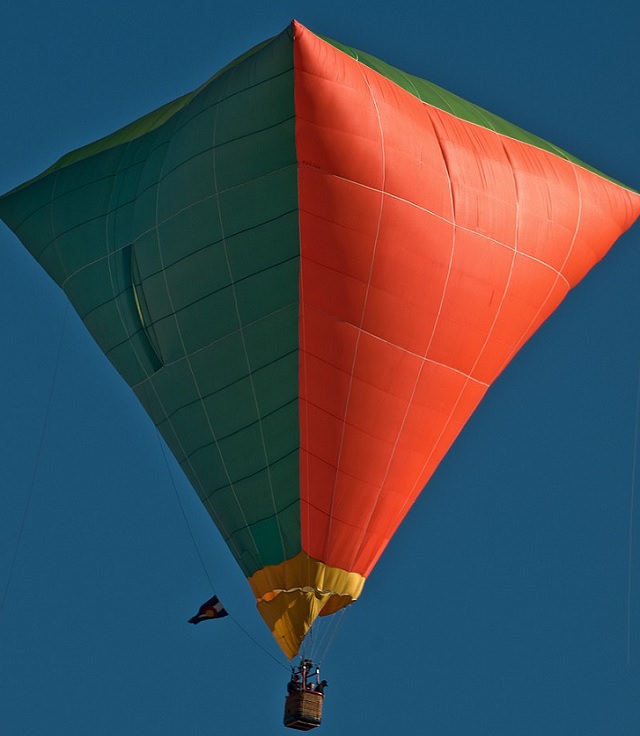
[293,22,640,577]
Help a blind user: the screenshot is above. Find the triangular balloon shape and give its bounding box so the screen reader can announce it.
[1,20,639,659]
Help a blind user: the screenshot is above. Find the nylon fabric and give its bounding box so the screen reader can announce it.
[322,34,639,191]
[249,551,364,659]
[1,20,639,662]
[293,21,640,579]
[0,27,302,578]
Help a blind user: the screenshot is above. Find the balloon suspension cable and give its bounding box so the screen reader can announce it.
[228,615,290,671]
[626,347,640,664]
[303,605,350,666]
[157,435,289,671]
[156,436,215,590]
[319,606,349,665]
[0,303,69,618]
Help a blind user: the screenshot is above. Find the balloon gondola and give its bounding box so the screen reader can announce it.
[284,658,325,730]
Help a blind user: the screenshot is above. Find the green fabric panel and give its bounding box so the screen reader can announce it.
[2,37,280,191]
[0,26,301,577]
[324,37,638,192]
[207,452,299,573]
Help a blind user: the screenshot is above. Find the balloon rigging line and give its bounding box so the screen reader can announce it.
[302,605,349,666]
[626,347,640,665]
[156,434,215,590]
[0,303,69,617]
[156,433,288,671]
[228,615,290,672]
[314,606,350,666]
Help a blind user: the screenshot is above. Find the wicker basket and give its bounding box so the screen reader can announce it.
[283,690,324,730]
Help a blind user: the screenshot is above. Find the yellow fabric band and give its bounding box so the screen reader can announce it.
[248,552,366,660]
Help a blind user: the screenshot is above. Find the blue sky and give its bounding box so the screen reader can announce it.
[1,2,639,734]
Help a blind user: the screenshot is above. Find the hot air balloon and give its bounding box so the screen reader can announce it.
[1,20,639,666]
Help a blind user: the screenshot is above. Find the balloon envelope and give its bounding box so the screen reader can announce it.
[1,20,639,659]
